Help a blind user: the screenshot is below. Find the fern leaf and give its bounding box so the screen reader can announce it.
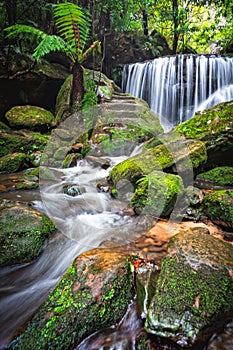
[32,35,70,61]
[5,24,45,42]
[54,2,91,56]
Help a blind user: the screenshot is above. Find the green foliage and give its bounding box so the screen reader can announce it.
[54,2,91,61]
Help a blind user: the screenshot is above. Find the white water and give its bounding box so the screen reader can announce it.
[0,150,149,346]
[122,55,233,130]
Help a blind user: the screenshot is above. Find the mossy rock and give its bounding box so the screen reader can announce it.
[175,101,233,142]
[108,139,206,186]
[202,190,233,229]
[196,166,233,187]
[145,229,233,347]
[0,202,56,266]
[175,101,233,167]
[8,248,134,349]
[5,105,55,132]
[0,129,49,158]
[130,171,185,216]
[0,152,33,173]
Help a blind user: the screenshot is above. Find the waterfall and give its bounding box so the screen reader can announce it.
[122,55,233,130]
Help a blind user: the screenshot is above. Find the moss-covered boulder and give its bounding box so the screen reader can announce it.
[130,171,185,216]
[108,139,207,186]
[195,166,233,189]
[145,229,233,347]
[0,201,56,266]
[0,129,49,158]
[175,101,233,166]
[0,152,33,173]
[202,190,233,229]
[8,248,134,349]
[5,105,55,132]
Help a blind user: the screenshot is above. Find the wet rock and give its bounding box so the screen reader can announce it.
[0,152,37,174]
[63,184,82,197]
[175,101,233,168]
[5,105,55,132]
[130,171,185,217]
[145,229,233,348]
[0,201,56,266]
[86,155,110,169]
[8,248,134,349]
[108,139,207,187]
[201,190,233,230]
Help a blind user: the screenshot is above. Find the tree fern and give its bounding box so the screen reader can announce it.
[4,24,69,61]
[54,2,91,60]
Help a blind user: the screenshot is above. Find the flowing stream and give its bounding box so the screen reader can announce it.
[122,55,233,130]
[0,147,149,348]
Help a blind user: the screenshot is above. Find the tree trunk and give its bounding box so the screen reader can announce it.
[172,0,179,54]
[71,61,84,114]
[4,0,17,25]
[142,10,149,36]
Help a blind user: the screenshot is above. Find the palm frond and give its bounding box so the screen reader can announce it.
[54,2,91,56]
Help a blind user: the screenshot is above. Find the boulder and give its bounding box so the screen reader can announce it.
[202,190,233,230]
[8,248,134,349]
[0,201,56,266]
[5,105,55,132]
[145,229,233,347]
[108,139,207,186]
[0,129,49,158]
[175,101,233,168]
[130,171,185,216]
[0,152,33,173]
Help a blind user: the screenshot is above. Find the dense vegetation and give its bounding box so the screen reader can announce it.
[1,0,233,57]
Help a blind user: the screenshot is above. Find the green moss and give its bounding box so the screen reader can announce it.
[0,205,56,266]
[130,171,185,216]
[202,190,233,227]
[197,166,233,186]
[9,253,133,349]
[175,101,233,141]
[145,231,233,345]
[5,105,55,131]
[0,152,32,173]
[0,129,49,158]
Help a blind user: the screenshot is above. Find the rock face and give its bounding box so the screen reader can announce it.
[145,229,233,348]
[8,248,134,350]
[5,105,55,132]
[0,201,56,266]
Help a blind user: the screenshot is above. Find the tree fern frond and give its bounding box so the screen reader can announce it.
[54,2,91,56]
[5,24,45,42]
[32,35,70,61]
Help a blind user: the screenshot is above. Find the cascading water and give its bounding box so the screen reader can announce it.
[122,55,233,130]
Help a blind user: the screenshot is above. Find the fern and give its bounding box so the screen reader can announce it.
[5,24,69,61]
[54,2,91,57]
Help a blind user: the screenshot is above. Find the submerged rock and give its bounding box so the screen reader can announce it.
[145,229,233,348]
[0,201,56,266]
[8,248,134,349]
